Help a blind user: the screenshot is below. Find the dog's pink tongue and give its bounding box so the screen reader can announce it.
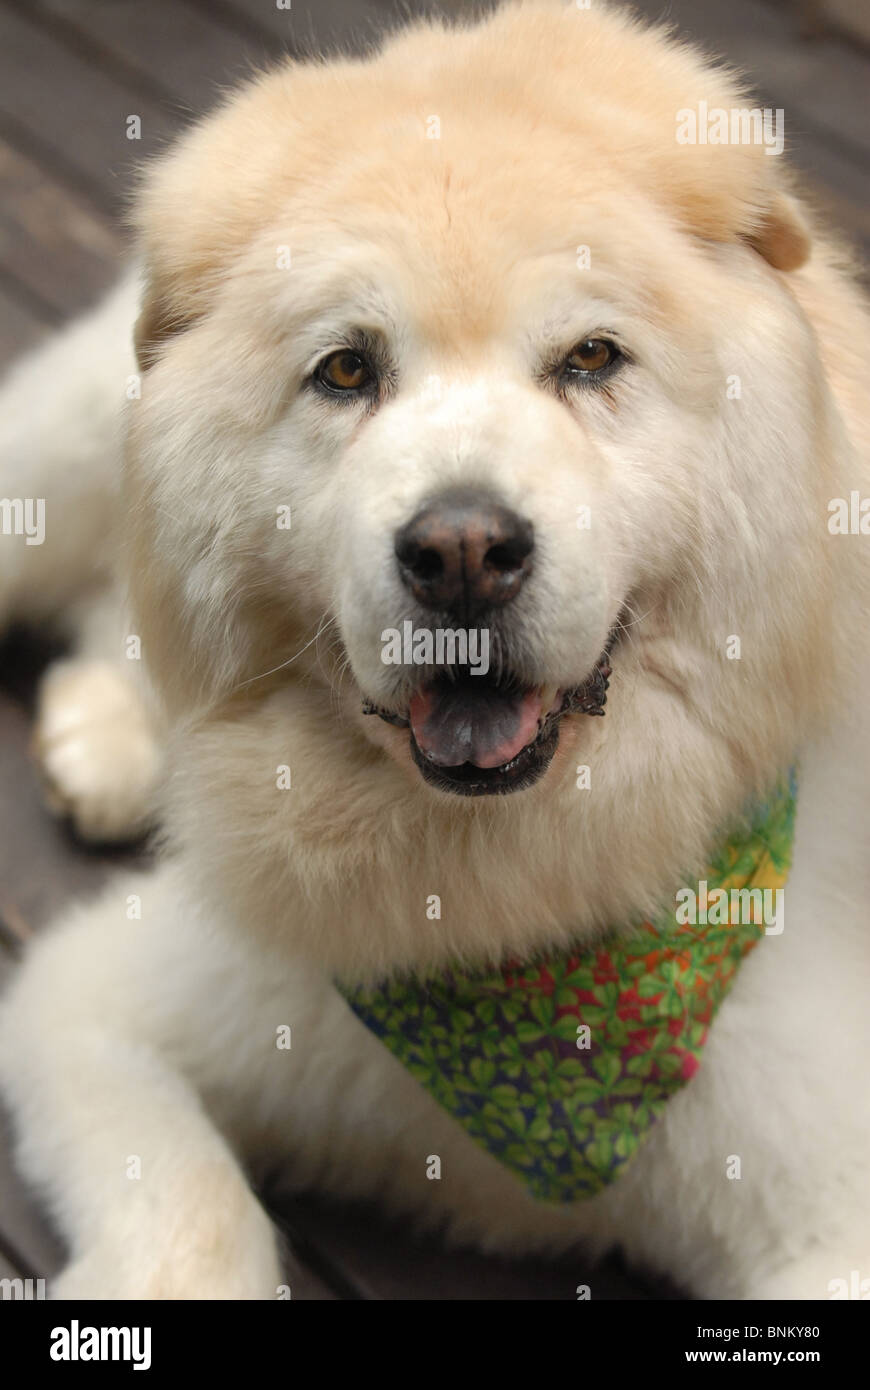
[410,683,543,769]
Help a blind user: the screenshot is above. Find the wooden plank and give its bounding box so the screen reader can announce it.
[0,284,48,374]
[630,0,870,158]
[0,2,179,216]
[0,141,122,322]
[37,0,280,117]
[628,0,870,260]
[0,942,66,1281]
[798,148,870,263]
[0,1247,26,1281]
[0,684,146,937]
[279,1195,676,1299]
[272,1225,341,1299]
[213,0,390,53]
[0,1108,65,1282]
[820,0,870,45]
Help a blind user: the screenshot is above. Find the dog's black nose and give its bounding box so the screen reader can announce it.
[394,488,534,616]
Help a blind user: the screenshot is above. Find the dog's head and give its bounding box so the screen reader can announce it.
[126,1,842,820]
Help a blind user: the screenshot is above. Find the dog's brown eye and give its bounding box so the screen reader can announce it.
[565,339,617,375]
[317,350,373,393]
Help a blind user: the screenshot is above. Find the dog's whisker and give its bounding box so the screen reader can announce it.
[233,613,338,693]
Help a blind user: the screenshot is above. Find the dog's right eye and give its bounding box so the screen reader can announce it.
[315,350,375,395]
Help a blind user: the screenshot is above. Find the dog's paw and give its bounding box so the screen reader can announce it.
[33,659,160,844]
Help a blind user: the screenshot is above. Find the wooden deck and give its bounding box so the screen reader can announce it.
[0,0,867,1299]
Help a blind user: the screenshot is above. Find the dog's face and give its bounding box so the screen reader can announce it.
[126,2,834,820]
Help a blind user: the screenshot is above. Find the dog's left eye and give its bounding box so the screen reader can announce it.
[315,350,375,394]
[563,338,621,376]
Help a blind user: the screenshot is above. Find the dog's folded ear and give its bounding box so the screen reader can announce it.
[129,89,262,372]
[665,151,814,275]
[744,191,812,272]
[133,274,195,372]
[661,135,814,274]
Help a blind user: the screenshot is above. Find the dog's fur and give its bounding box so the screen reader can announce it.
[1,0,869,1299]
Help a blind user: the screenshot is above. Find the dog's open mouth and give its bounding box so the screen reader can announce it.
[363,650,612,797]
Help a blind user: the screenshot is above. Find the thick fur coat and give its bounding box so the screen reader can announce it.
[0,1,868,1299]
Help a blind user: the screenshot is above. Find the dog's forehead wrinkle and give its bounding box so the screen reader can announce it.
[251,195,689,373]
[270,261,402,341]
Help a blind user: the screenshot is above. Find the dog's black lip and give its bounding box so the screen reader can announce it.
[360,702,410,728]
[361,645,613,796]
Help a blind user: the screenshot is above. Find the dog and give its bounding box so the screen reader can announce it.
[1,0,869,1300]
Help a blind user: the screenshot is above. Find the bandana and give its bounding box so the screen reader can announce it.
[343,779,796,1205]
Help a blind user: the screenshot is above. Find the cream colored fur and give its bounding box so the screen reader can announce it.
[0,0,869,1299]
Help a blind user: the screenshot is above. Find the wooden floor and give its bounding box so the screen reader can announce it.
[0,0,867,1299]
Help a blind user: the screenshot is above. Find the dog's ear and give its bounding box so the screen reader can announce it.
[130,98,252,372]
[745,191,811,272]
[133,273,195,372]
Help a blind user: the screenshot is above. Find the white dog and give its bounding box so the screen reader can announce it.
[1,0,869,1300]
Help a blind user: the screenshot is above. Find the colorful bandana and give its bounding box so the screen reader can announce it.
[344,780,796,1205]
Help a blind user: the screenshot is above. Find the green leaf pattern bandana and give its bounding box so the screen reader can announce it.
[343,779,796,1204]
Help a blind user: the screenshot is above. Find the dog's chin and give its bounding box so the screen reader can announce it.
[362,652,612,798]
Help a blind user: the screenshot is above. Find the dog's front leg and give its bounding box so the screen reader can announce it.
[46,1043,281,1301]
[0,870,283,1300]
